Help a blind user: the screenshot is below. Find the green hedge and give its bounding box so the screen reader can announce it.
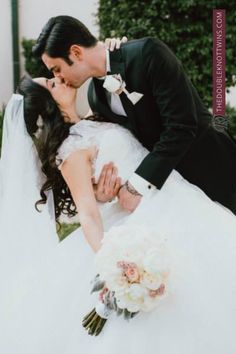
[227,104,236,138]
[57,222,80,241]
[97,0,236,109]
[22,38,52,78]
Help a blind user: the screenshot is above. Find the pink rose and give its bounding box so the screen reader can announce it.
[149,284,165,298]
[124,265,140,283]
[99,287,109,302]
[117,261,140,283]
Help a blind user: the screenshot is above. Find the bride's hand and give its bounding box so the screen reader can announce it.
[93,162,122,202]
[105,36,128,51]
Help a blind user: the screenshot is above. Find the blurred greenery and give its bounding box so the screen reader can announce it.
[226,104,236,138]
[57,222,81,241]
[21,38,53,78]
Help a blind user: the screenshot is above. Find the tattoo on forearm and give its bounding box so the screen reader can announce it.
[124,181,142,196]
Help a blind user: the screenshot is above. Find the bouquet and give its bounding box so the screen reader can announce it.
[82,224,170,336]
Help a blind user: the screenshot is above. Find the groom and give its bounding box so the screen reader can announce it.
[33,15,236,215]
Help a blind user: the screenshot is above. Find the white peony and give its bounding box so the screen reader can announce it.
[128,283,147,300]
[116,295,142,313]
[143,247,170,274]
[141,271,163,290]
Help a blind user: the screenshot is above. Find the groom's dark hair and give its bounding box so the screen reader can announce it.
[32,16,98,65]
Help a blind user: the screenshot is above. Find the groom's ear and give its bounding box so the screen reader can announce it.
[69,45,84,62]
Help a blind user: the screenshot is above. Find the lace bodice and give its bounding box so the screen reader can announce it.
[56,119,149,184]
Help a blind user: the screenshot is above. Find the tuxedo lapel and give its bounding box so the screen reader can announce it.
[119,91,138,135]
[109,50,126,80]
[109,50,138,135]
[93,78,107,106]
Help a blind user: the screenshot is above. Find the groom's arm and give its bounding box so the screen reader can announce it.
[131,38,198,190]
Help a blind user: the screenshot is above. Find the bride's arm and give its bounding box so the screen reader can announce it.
[60,149,103,253]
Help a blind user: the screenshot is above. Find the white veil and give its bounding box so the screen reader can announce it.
[0,94,59,311]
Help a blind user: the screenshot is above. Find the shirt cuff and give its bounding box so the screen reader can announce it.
[128,173,158,196]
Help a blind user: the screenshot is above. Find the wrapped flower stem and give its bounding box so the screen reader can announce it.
[82,308,107,336]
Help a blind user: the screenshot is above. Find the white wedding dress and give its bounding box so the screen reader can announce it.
[1,118,236,354]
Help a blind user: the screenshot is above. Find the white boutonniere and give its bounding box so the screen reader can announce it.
[103,74,143,105]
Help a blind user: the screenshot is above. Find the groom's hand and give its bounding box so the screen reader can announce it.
[105,36,128,51]
[93,162,122,203]
[118,181,142,212]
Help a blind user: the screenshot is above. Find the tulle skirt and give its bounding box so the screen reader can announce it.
[1,170,236,354]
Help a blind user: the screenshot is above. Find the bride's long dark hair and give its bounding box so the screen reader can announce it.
[17,76,103,228]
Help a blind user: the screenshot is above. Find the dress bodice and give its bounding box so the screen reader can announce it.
[56,119,149,184]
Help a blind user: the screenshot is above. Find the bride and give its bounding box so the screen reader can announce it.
[0,74,236,354]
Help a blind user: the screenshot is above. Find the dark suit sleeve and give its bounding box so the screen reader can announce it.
[135,38,198,189]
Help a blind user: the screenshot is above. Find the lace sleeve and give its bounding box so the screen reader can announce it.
[56,132,92,170]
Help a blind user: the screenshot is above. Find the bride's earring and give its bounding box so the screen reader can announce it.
[34,115,44,139]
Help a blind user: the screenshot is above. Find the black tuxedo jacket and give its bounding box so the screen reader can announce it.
[88,37,236,214]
